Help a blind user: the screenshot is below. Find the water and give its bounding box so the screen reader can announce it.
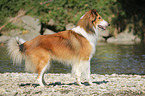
[0,43,145,74]
[92,43,145,75]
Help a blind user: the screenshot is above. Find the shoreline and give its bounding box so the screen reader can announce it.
[0,73,145,96]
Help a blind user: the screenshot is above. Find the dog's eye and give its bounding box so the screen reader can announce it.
[99,17,101,19]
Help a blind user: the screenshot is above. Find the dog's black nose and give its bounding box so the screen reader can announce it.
[108,23,110,26]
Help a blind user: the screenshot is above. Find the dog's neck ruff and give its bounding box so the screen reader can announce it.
[72,26,99,55]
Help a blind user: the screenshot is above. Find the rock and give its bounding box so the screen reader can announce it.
[2,15,41,42]
[43,29,55,35]
[98,29,109,42]
[47,19,55,26]
[10,17,23,28]
[107,31,141,43]
[16,16,41,41]
[0,73,145,95]
[0,88,6,94]
[0,35,11,43]
[2,15,141,44]
[18,16,57,41]
[6,29,22,37]
[65,23,75,30]
[19,30,39,41]
[20,16,40,32]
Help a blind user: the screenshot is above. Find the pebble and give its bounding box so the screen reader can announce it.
[0,73,145,95]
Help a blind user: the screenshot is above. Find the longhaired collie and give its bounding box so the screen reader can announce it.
[7,9,110,86]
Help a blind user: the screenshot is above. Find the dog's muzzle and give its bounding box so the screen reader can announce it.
[98,20,110,30]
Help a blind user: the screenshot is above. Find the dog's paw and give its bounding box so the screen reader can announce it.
[88,82,96,86]
[76,82,83,86]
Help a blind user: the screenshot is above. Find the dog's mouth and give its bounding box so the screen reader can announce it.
[98,25,106,30]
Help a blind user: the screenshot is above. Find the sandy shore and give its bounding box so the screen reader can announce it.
[0,73,145,96]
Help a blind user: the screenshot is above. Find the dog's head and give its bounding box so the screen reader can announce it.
[78,9,110,33]
[90,9,110,30]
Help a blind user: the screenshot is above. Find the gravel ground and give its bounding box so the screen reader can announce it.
[0,73,145,96]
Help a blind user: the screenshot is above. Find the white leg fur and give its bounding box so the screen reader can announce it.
[80,60,92,85]
[71,60,92,85]
[37,64,49,87]
[72,61,82,85]
[76,65,82,85]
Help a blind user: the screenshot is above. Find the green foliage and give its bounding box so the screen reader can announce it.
[0,0,117,31]
[0,0,31,30]
[0,0,145,41]
[34,0,116,30]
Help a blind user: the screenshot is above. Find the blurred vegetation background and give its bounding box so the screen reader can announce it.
[0,0,145,42]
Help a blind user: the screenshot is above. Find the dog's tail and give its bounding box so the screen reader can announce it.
[7,37,26,65]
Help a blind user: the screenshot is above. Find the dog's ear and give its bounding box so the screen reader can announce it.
[90,9,98,22]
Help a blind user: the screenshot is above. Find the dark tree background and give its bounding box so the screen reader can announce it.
[116,0,145,42]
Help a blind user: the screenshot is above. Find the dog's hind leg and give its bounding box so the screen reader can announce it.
[37,61,50,87]
[30,49,50,87]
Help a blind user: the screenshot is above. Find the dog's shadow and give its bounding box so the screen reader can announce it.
[19,80,109,88]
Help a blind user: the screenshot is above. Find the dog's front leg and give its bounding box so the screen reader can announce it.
[71,62,82,86]
[76,67,82,86]
[81,60,93,85]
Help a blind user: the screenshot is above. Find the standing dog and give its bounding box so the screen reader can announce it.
[7,9,110,86]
